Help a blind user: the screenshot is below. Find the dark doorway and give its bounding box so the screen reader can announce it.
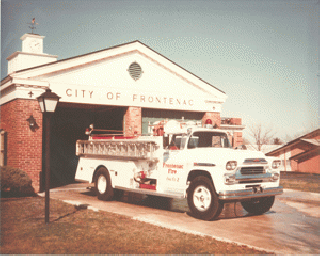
[47,103,124,188]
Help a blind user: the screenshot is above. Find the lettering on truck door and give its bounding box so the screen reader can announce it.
[163,163,185,195]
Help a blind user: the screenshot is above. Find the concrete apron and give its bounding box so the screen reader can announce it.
[39,185,320,254]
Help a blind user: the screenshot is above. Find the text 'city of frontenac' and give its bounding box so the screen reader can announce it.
[66,89,194,106]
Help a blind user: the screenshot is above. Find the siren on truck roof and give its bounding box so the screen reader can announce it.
[204,119,214,129]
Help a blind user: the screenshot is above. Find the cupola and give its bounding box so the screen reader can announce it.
[6,33,58,74]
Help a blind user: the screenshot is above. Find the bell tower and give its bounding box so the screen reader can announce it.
[6,33,58,74]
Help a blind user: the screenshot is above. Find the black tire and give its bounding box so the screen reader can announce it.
[241,196,275,215]
[94,167,114,201]
[113,189,124,200]
[187,176,222,220]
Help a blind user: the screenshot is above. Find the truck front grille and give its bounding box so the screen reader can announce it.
[244,158,267,164]
[240,166,265,175]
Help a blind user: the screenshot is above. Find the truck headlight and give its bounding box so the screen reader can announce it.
[268,171,280,181]
[266,167,280,181]
[272,172,280,181]
[272,160,281,169]
[226,161,237,171]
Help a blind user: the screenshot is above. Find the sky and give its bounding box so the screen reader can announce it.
[1,0,318,142]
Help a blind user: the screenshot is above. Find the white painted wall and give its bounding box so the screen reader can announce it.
[2,40,227,113]
[43,52,223,112]
[7,52,57,74]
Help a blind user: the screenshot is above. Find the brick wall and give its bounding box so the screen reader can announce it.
[0,99,43,192]
[229,118,242,125]
[294,153,319,173]
[123,107,141,136]
[290,147,305,172]
[233,132,243,148]
[202,112,221,128]
[290,145,319,173]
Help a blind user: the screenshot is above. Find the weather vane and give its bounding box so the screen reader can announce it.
[27,18,39,34]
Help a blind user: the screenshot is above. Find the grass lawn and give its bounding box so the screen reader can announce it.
[1,196,269,254]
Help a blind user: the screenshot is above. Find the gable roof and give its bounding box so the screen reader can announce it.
[1,40,226,96]
[300,139,319,147]
[266,129,320,156]
[289,146,319,161]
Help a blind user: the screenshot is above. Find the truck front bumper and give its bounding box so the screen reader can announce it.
[219,186,283,201]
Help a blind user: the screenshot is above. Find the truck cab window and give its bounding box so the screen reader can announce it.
[188,132,231,149]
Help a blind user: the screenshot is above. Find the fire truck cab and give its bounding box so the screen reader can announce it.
[75,120,283,220]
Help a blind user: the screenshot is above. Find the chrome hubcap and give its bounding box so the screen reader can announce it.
[97,175,107,194]
[193,185,211,211]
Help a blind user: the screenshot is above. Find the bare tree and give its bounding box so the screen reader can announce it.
[248,123,275,151]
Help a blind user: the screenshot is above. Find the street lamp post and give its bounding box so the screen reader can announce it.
[37,88,60,224]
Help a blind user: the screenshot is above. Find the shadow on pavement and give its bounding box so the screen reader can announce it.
[80,190,264,220]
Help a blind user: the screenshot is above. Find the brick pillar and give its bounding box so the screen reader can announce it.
[233,132,243,148]
[227,134,233,147]
[202,112,221,128]
[0,99,43,193]
[123,107,141,137]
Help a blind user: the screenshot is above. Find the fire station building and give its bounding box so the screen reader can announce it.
[0,33,244,192]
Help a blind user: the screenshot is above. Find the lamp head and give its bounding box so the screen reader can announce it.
[37,88,60,113]
[27,115,36,128]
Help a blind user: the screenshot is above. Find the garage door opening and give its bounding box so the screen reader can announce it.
[142,108,204,134]
[46,103,124,189]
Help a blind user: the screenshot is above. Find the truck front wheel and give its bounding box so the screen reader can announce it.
[241,196,275,215]
[187,176,222,220]
[95,167,114,201]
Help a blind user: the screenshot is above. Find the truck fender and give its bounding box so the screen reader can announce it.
[92,165,114,187]
[187,169,216,191]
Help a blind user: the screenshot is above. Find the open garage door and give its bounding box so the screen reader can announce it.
[48,103,124,188]
[142,108,203,135]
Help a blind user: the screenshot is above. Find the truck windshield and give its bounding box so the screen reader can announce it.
[167,134,187,150]
[187,132,231,149]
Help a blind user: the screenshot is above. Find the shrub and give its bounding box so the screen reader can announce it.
[1,166,35,197]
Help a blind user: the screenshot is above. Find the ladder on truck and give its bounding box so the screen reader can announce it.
[76,139,159,161]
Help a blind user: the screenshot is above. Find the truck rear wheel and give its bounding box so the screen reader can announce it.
[241,196,275,215]
[187,176,222,220]
[95,167,114,201]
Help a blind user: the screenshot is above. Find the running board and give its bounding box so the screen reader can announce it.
[114,186,185,199]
